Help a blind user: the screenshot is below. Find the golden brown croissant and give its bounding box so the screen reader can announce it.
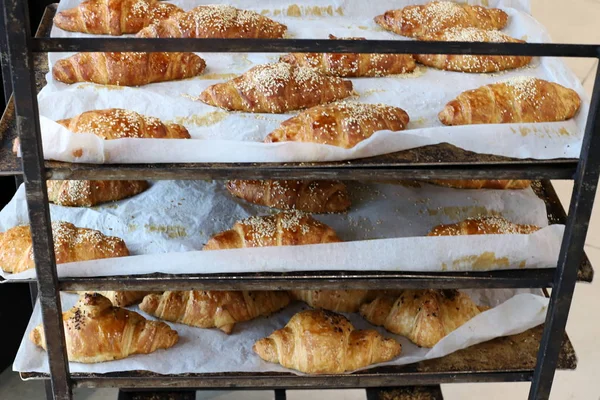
[427,180,531,190]
[439,77,582,125]
[359,290,481,347]
[374,1,508,38]
[137,5,287,38]
[416,28,531,73]
[203,211,341,250]
[254,309,402,373]
[280,34,416,77]
[264,101,410,148]
[54,0,183,35]
[47,180,149,207]
[139,290,290,333]
[53,52,206,86]
[30,293,178,363]
[0,222,129,274]
[427,216,540,236]
[57,109,190,140]
[226,180,351,213]
[289,290,373,313]
[199,62,354,113]
[78,291,153,307]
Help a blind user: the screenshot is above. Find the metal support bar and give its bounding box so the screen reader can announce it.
[3,0,71,399]
[0,1,12,104]
[529,66,600,399]
[30,38,600,57]
[274,389,286,400]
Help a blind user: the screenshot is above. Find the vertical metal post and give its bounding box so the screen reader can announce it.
[3,0,71,399]
[529,63,600,399]
[274,390,287,400]
[0,2,12,104]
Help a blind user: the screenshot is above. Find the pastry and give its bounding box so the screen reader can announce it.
[280,34,416,77]
[30,293,178,363]
[427,180,531,190]
[264,101,409,148]
[137,5,287,38]
[47,180,149,207]
[427,216,540,236]
[374,1,508,38]
[253,309,402,373]
[199,62,354,113]
[57,109,190,139]
[78,291,152,307]
[53,52,206,86]
[416,28,531,73]
[226,180,351,213]
[439,77,581,125]
[0,221,129,274]
[360,290,482,347]
[290,290,376,313]
[54,0,183,35]
[203,211,341,250]
[139,290,290,333]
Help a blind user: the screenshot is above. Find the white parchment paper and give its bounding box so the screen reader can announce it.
[0,180,563,281]
[14,290,548,375]
[29,0,588,163]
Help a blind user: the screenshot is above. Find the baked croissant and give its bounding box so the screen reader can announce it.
[139,290,290,333]
[280,34,416,77]
[199,62,354,113]
[254,309,402,374]
[264,101,410,148]
[78,291,152,307]
[57,109,190,140]
[374,1,508,38]
[416,28,531,73]
[359,290,482,347]
[47,180,149,207]
[0,222,129,274]
[54,0,183,35]
[203,211,341,250]
[137,5,287,38]
[427,180,531,190]
[226,180,351,213]
[439,77,582,125]
[30,293,178,363]
[290,290,372,313]
[53,52,206,86]
[428,216,540,236]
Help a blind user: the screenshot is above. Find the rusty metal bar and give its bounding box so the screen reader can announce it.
[529,66,600,399]
[2,0,71,399]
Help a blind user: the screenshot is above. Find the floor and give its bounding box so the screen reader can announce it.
[2,1,600,399]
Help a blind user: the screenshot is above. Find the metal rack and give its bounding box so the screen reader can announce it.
[1,1,599,399]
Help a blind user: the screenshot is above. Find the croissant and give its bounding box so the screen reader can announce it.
[427,180,531,190]
[0,222,129,274]
[53,52,206,86]
[139,290,290,333]
[416,28,532,73]
[199,62,354,113]
[427,216,540,236]
[226,180,351,213]
[54,0,183,35]
[374,1,508,38]
[78,291,152,307]
[57,109,190,140]
[439,77,582,125]
[137,5,287,38]
[264,101,410,148]
[280,35,416,77]
[254,309,402,374]
[47,180,149,207]
[359,290,481,347]
[203,211,341,250]
[30,293,178,363]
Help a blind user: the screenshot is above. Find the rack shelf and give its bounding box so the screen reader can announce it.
[20,325,576,389]
[0,5,580,181]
